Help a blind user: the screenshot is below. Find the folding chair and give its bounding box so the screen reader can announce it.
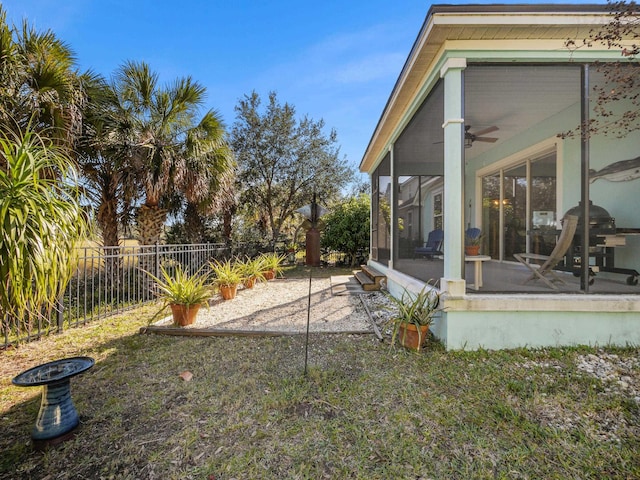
[513,215,578,289]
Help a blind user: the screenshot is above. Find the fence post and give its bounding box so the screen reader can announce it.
[57,297,64,333]
[155,242,161,278]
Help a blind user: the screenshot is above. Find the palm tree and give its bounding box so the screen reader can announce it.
[76,73,138,249]
[0,128,88,337]
[0,7,85,151]
[112,61,235,247]
[174,111,236,243]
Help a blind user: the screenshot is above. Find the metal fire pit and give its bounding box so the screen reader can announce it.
[12,356,94,449]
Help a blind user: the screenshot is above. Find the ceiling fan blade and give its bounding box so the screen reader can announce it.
[472,126,499,137]
[474,136,498,143]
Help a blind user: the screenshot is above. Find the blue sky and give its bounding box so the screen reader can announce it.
[1,0,605,176]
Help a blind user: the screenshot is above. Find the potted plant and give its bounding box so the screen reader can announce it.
[465,231,483,256]
[147,265,212,326]
[285,242,298,264]
[210,258,244,299]
[238,256,266,289]
[259,252,287,280]
[385,281,442,351]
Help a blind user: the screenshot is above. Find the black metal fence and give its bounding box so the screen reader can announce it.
[1,242,366,348]
[2,243,230,348]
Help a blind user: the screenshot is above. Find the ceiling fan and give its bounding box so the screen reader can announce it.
[465,125,499,148]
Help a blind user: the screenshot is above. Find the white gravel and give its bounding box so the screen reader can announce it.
[153,277,397,334]
[577,351,640,405]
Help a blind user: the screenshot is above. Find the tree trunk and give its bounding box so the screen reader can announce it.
[222,205,236,244]
[136,204,167,296]
[137,204,167,246]
[97,197,120,248]
[184,202,206,243]
[97,195,122,297]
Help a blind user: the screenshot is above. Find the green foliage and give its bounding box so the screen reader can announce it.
[465,233,483,246]
[0,129,89,325]
[259,252,287,275]
[109,61,235,246]
[385,281,443,347]
[209,258,244,287]
[231,91,354,245]
[321,194,370,266]
[0,7,85,148]
[146,264,212,307]
[385,283,442,327]
[145,264,212,323]
[237,255,267,282]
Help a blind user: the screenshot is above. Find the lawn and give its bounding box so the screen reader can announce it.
[1,268,639,479]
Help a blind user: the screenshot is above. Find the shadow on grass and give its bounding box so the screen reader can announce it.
[1,309,388,478]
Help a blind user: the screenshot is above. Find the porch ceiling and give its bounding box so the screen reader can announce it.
[394,65,580,170]
[359,4,613,173]
[463,65,579,160]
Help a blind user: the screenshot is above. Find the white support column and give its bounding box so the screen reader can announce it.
[389,144,395,270]
[369,171,374,262]
[440,58,466,297]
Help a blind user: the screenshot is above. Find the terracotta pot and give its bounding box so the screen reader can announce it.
[243,276,257,289]
[219,284,238,300]
[170,303,201,327]
[465,245,480,256]
[263,270,276,280]
[398,322,430,351]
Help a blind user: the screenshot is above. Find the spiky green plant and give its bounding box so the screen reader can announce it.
[237,256,267,284]
[145,264,212,322]
[259,252,287,277]
[385,280,443,348]
[209,258,244,288]
[0,129,89,333]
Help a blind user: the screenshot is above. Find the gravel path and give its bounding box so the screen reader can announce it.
[152,277,395,334]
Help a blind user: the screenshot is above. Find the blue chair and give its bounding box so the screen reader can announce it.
[465,227,482,242]
[414,229,444,259]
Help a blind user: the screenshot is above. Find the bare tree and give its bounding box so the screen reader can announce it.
[564,1,639,138]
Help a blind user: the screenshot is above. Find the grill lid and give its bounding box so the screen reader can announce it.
[564,201,615,230]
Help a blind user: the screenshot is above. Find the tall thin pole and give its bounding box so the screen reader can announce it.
[303,266,312,376]
[581,64,591,292]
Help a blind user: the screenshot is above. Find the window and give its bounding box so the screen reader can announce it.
[433,191,443,230]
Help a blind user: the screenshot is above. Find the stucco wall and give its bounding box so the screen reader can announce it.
[440,308,640,351]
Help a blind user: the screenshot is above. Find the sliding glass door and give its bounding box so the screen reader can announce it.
[481,152,557,261]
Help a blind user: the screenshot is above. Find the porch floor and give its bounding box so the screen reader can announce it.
[393,258,640,294]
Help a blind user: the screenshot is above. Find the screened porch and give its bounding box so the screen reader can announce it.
[370,63,640,296]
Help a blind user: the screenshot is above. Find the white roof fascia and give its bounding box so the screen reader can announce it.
[430,12,611,27]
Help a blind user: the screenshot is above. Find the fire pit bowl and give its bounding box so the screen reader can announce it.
[12,356,94,449]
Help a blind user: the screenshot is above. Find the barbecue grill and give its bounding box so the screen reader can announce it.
[565,201,616,234]
[563,201,638,285]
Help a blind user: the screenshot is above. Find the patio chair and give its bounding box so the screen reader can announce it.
[465,227,482,241]
[513,214,578,289]
[414,229,444,259]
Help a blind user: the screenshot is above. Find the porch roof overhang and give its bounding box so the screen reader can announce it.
[359,3,614,174]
